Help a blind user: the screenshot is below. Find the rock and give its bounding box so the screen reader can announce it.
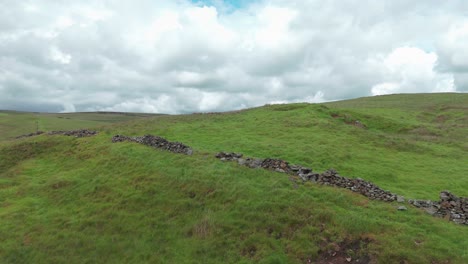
[452,213,461,219]
[423,207,438,216]
[215,152,242,161]
[398,206,407,211]
[261,158,292,172]
[440,191,451,201]
[250,159,263,168]
[397,196,405,203]
[290,165,301,171]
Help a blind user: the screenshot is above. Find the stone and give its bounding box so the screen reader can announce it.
[290,165,301,171]
[440,191,451,201]
[397,206,407,211]
[423,207,438,216]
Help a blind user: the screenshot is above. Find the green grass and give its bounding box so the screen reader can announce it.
[0,111,158,141]
[0,93,467,263]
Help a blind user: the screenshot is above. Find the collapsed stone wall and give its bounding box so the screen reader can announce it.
[47,129,98,137]
[12,130,467,225]
[15,129,98,139]
[409,191,468,225]
[15,131,45,139]
[216,152,467,225]
[216,152,396,202]
[112,134,193,155]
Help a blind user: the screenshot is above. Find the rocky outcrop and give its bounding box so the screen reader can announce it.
[409,191,467,225]
[47,129,98,137]
[215,152,397,202]
[112,134,193,155]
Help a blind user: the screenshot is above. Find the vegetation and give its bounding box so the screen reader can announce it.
[0,111,158,141]
[0,93,467,263]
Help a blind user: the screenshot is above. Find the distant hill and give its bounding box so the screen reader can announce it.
[0,93,467,263]
[0,111,159,141]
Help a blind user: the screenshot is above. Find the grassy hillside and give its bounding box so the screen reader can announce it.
[0,93,467,263]
[0,111,157,141]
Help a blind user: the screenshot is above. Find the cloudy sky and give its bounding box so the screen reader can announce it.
[1,0,467,113]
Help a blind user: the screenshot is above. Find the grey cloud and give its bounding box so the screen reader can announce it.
[0,0,467,113]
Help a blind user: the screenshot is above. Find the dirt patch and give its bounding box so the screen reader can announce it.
[189,217,214,239]
[434,115,448,123]
[330,113,367,129]
[316,239,371,264]
[50,180,72,189]
[241,245,257,258]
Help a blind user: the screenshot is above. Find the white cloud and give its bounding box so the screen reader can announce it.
[0,0,467,113]
[61,102,76,113]
[371,47,455,95]
[50,46,72,64]
[436,20,468,91]
[255,6,297,49]
[56,16,74,29]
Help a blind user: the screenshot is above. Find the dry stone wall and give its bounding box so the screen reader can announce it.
[112,134,193,155]
[15,131,45,139]
[47,129,98,137]
[12,129,466,225]
[215,151,467,225]
[15,129,98,139]
[216,152,397,202]
[409,191,468,225]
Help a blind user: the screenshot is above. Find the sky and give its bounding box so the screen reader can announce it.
[0,0,467,113]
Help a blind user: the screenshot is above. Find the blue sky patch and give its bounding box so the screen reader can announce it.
[191,0,247,9]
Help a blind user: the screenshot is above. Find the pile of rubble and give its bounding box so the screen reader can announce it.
[409,191,467,225]
[215,152,397,202]
[112,134,193,155]
[15,131,45,139]
[47,129,98,137]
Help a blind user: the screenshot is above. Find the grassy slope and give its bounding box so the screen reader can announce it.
[0,93,467,263]
[0,111,157,141]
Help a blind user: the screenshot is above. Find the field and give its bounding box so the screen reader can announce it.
[0,93,467,263]
[0,111,158,141]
